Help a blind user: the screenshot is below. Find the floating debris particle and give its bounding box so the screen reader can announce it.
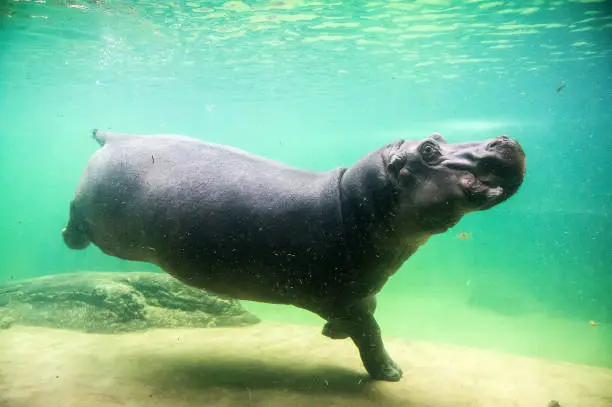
[457,232,472,240]
[556,82,566,93]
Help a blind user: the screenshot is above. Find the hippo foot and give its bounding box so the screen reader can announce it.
[365,357,403,382]
[322,320,350,339]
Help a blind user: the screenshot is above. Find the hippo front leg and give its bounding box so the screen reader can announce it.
[321,297,402,381]
[350,312,402,381]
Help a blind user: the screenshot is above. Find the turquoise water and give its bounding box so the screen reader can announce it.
[1,0,611,371]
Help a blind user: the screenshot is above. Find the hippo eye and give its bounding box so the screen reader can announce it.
[419,142,440,162]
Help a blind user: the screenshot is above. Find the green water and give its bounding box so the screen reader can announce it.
[1,0,611,371]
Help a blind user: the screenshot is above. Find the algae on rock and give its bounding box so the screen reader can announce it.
[0,271,260,333]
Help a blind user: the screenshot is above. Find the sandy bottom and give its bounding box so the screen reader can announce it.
[1,323,611,407]
[245,293,612,369]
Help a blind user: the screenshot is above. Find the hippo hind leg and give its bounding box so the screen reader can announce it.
[62,200,91,250]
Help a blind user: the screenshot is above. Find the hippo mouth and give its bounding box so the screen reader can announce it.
[459,172,504,204]
[458,153,524,210]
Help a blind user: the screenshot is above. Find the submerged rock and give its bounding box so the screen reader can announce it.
[0,271,260,333]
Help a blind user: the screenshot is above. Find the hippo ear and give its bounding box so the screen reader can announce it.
[430,132,446,143]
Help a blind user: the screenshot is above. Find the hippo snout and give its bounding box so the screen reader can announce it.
[476,135,526,203]
[486,134,522,158]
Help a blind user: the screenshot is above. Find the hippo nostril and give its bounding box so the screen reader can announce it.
[487,140,500,150]
[487,136,511,151]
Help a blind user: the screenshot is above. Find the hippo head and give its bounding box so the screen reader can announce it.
[383,133,526,234]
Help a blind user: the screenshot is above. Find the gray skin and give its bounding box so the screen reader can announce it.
[62,129,526,381]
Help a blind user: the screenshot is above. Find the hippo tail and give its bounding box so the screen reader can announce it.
[92,129,106,146]
[92,129,122,147]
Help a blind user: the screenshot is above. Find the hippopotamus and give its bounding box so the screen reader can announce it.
[62,129,526,381]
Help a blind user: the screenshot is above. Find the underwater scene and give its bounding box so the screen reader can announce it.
[1,0,611,406]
